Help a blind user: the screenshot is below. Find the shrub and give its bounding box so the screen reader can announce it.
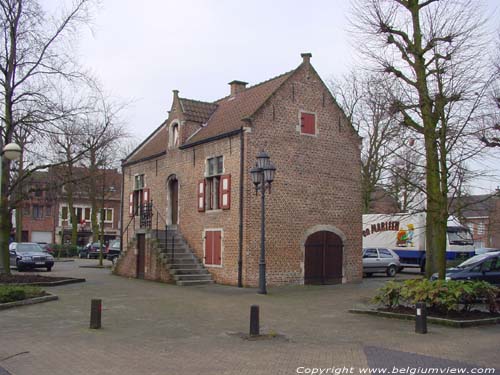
[0,285,43,303]
[53,244,78,258]
[372,279,499,314]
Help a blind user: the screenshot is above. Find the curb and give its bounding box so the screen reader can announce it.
[0,294,58,311]
[79,265,112,269]
[349,308,500,328]
[5,278,86,287]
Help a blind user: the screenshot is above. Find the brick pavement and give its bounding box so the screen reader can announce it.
[0,260,499,375]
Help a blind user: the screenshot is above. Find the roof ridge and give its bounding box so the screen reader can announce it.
[215,68,296,103]
[179,97,218,106]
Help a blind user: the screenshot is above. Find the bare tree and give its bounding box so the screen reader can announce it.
[0,0,98,273]
[351,0,493,278]
[330,71,402,213]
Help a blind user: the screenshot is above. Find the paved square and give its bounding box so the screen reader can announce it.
[0,260,498,374]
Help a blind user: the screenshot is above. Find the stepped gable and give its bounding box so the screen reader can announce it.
[125,123,168,164]
[179,98,218,124]
[185,70,294,145]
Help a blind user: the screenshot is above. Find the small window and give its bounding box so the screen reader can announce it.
[172,124,179,147]
[205,156,224,210]
[84,208,91,221]
[134,174,144,190]
[32,205,43,219]
[45,206,52,216]
[300,112,316,135]
[61,206,68,220]
[478,223,485,235]
[23,206,30,216]
[363,249,378,258]
[379,249,393,259]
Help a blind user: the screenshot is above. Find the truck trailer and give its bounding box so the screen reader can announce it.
[362,213,474,272]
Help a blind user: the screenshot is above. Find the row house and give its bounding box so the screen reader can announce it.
[17,167,122,246]
[117,54,363,286]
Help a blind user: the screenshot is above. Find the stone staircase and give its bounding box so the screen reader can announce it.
[157,228,214,286]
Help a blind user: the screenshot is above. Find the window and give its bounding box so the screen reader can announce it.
[205,156,223,210]
[23,206,30,216]
[32,205,43,219]
[198,157,231,212]
[300,112,316,135]
[61,206,68,220]
[204,230,222,266]
[84,208,91,221]
[363,249,378,258]
[100,208,113,223]
[45,206,52,216]
[134,174,144,190]
[172,124,179,147]
[169,122,180,148]
[34,188,43,197]
[379,249,393,259]
[478,222,485,235]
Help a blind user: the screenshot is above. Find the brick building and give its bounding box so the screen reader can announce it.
[117,54,362,286]
[17,167,122,246]
[452,192,500,249]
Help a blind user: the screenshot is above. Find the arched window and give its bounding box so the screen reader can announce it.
[169,121,180,148]
[172,124,179,147]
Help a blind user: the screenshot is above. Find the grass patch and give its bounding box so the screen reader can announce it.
[0,285,45,303]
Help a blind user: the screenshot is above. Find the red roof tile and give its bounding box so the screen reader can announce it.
[126,124,167,164]
[185,70,294,144]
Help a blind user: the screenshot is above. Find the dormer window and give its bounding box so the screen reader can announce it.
[169,121,180,148]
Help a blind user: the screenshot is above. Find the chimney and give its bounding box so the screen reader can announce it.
[301,52,312,64]
[229,80,248,96]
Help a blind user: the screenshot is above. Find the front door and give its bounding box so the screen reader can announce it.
[170,179,179,225]
[136,234,146,279]
[304,231,343,284]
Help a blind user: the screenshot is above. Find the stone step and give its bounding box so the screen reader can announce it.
[176,279,214,286]
[173,274,213,281]
[169,268,209,275]
[165,262,203,270]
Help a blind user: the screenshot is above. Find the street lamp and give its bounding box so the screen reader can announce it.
[250,151,276,294]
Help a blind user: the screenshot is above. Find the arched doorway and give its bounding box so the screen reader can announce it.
[304,231,343,284]
[167,176,178,225]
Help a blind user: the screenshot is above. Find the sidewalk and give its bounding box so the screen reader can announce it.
[0,260,498,374]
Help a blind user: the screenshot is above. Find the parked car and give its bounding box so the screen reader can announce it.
[106,239,121,263]
[80,242,106,259]
[362,247,401,277]
[431,251,500,285]
[475,247,500,255]
[9,242,55,272]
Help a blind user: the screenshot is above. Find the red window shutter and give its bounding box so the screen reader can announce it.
[205,231,213,265]
[220,174,231,210]
[214,231,222,265]
[301,112,316,135]
[143,188,150,203]
[129,192,134,217]
[198,180,205,212]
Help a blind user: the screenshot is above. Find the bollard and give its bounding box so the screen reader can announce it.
[415,302,427,334]
[249,305,260,336]
[90,299,102,329]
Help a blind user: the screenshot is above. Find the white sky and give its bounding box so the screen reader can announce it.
[69,0,499,192]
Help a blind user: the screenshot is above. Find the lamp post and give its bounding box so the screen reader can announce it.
[0,141,22,274]
[250,151,276,295]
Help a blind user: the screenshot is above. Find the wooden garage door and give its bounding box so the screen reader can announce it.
[304,231,343,285]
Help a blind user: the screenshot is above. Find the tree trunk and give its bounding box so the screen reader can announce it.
[15,152,24,242]
[0,158,11,274]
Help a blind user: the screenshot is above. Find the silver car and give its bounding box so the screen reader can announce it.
[9,242,55,272]
[362,247,400,277]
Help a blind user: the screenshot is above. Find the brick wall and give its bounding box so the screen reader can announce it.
[118,60,363,287]
[242,62,362,286]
